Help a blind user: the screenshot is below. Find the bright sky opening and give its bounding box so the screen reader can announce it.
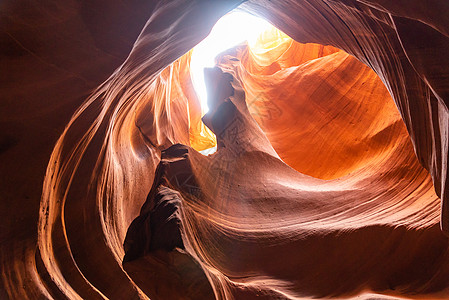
[190,12,272,114]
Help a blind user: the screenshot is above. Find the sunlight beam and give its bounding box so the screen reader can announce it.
[190,12,272,114]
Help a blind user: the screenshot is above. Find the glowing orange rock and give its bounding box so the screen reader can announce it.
[2,1,449,299]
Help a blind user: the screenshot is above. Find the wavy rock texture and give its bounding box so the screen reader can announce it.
[1,0,449,299]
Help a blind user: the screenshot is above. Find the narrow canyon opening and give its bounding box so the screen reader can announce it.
[168,10,411,180]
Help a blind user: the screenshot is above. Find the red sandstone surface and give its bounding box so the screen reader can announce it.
[1,1,449,299]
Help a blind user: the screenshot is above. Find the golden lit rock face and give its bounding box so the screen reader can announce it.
[2,1,449,299]
[213,30,402,180]
[189,29,404,180]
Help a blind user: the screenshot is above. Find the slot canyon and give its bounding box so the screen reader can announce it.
[2,0,449,299]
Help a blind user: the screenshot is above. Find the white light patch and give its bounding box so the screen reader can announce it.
[190,12,272,114]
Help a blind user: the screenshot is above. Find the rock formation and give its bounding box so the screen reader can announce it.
[1,0,449,299]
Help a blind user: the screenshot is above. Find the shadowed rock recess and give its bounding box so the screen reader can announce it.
[2,0,449,299]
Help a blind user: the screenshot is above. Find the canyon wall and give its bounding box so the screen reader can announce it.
[1,0,449,299]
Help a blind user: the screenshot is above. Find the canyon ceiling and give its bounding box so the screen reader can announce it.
[1,0,449,299]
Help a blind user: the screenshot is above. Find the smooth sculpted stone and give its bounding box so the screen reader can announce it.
[123,185,184,262]
[123,144,213,300]
[124,68,449,299]
[3,0,449,299]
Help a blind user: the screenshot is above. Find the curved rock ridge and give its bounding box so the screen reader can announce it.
[1,0,449,299]
[124,69,448,299]
[214,35,400,180]
[241,0,449,231]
